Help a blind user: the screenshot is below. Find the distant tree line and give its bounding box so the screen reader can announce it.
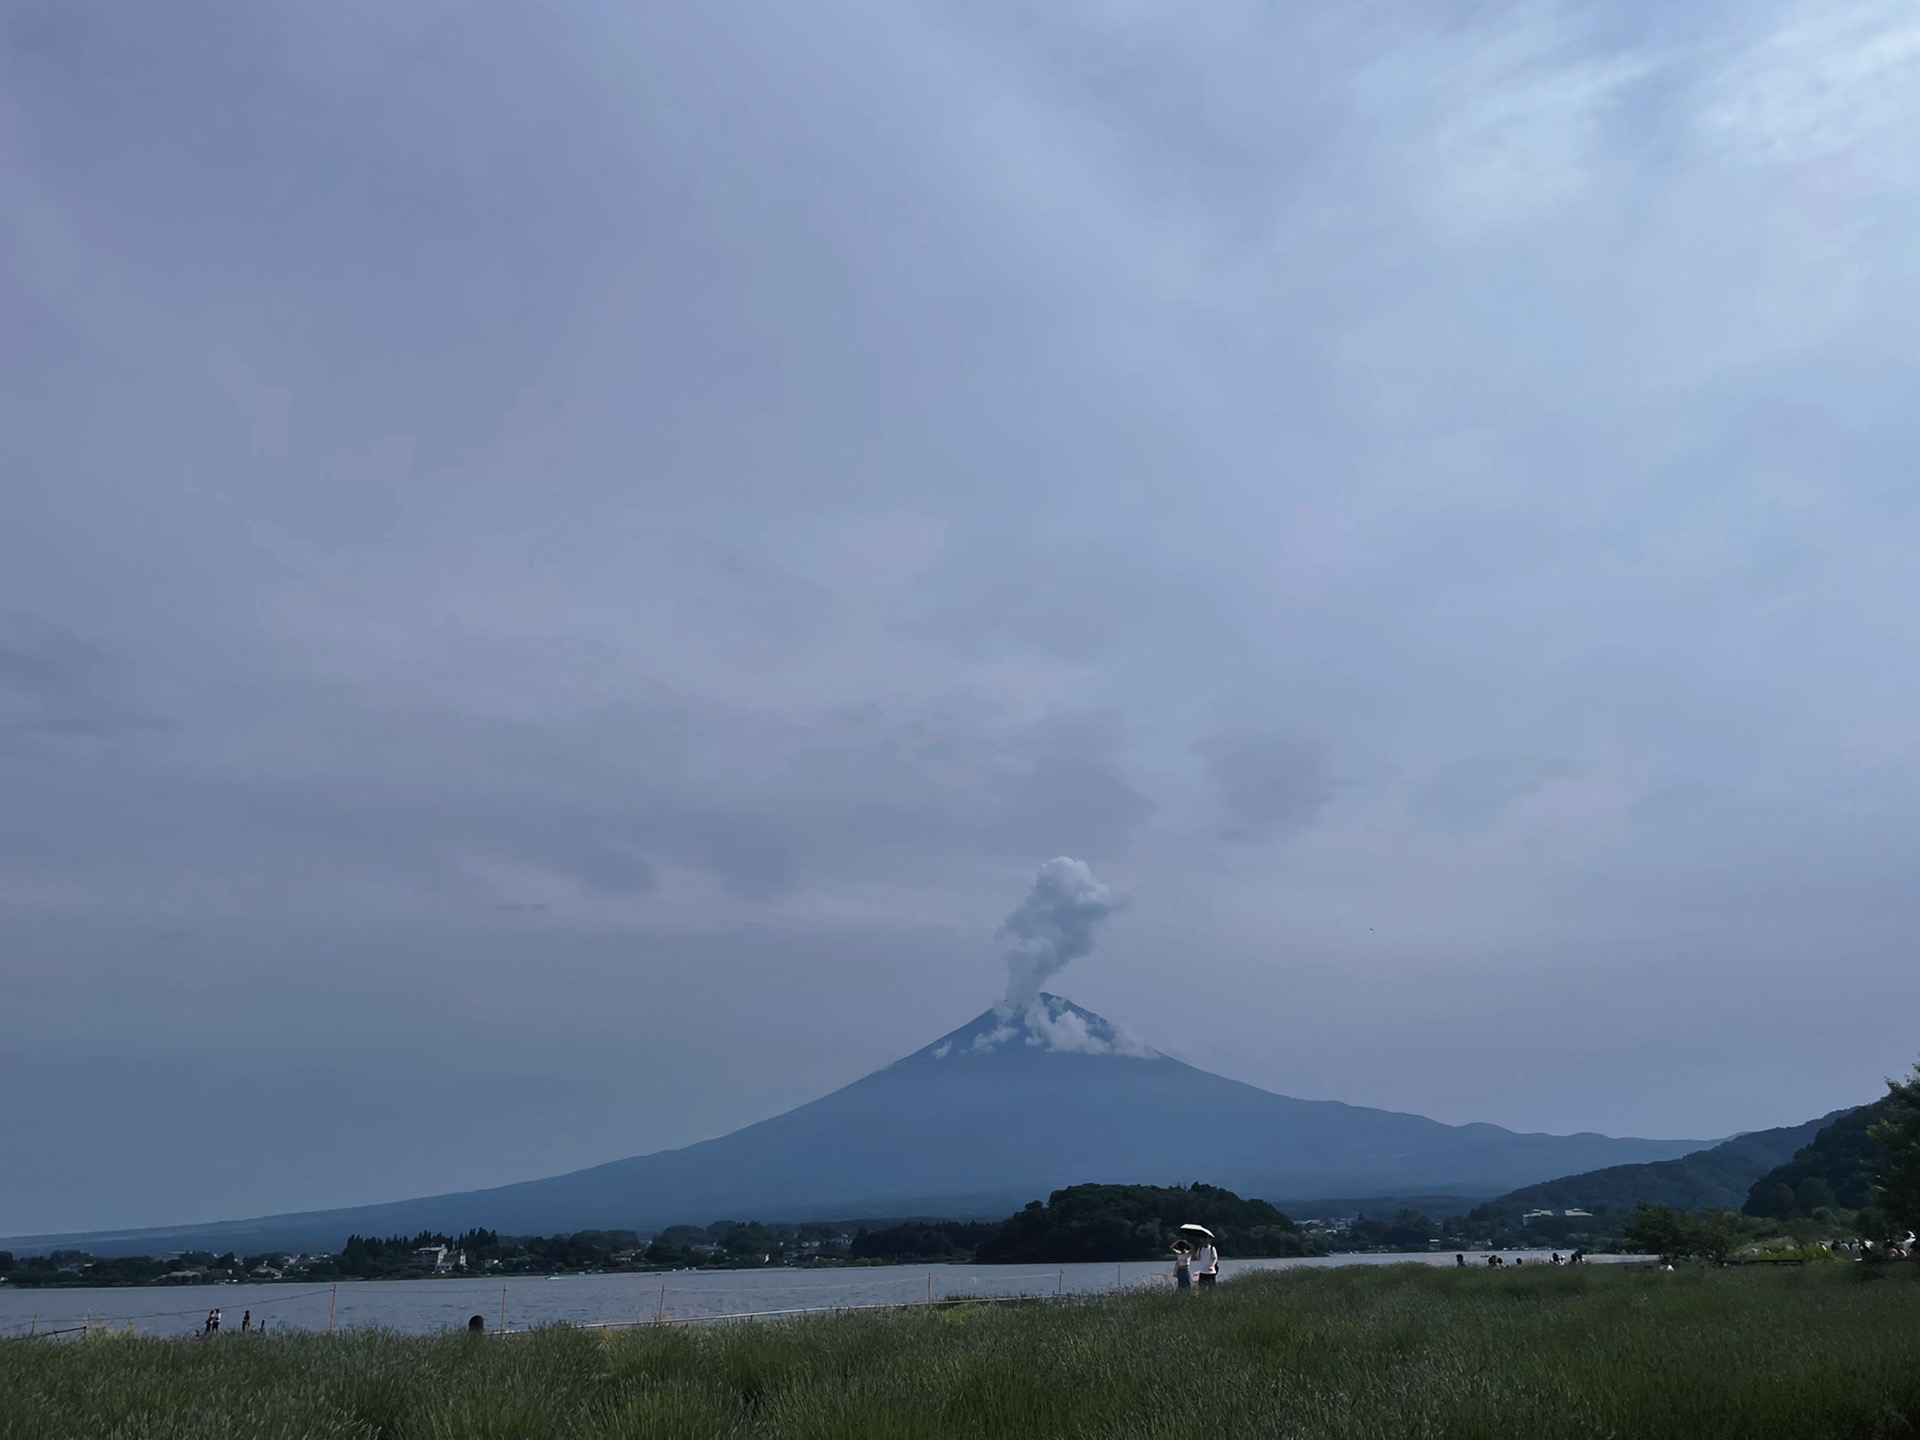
[0,1249,257,1289]
[849,1221,997,1261]
[642,1220,854,1268]
[0,1190,1311,1288]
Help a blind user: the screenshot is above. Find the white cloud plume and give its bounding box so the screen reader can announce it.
[996,856,1127,1007]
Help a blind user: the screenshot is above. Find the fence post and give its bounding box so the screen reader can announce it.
[499,1286,508,1335]
[1057,1268,1063,1297]
[926,1273,932,1304]
[327,1287,336,1335]
[656,1284,666,1325]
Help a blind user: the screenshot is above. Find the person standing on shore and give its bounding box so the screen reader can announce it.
[1172,1240,1192,1291]
[1192,1237,1219,1290]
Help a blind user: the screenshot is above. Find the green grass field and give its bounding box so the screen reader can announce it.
[4,1263,1918,1439]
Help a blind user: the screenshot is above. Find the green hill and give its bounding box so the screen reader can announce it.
[974,1182,1321,1263]
[1481,1112,1846,1220]
[1742,1099,1890,1219]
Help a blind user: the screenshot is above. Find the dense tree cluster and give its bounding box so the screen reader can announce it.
[848,1221,996,1261]
[640,1220,856,1268]
[1344,1210,1442,1250]
[976,1183,1321,1263]
[1868,1063,1920,1237]
[318,1229,560,1277]
[1744,1101,1887,1219]
[1622,1203,1744,1264]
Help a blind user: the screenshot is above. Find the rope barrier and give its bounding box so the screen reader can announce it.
[0,1287,338,1332]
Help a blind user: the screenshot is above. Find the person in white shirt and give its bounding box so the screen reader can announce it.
[1192,1240,1219,1289]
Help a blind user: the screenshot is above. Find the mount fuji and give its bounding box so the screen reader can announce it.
[12,996,1708,1255]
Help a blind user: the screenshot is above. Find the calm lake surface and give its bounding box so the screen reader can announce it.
[0,1251,1647,1338]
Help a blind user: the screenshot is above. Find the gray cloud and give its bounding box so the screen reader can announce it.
[1414,756,1579,832]
[1,0,1916,1231]
[0,615,161,745]
[1198,735,1334,841]
[540,840,657,898]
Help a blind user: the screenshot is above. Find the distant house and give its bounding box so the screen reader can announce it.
[1522,1209,1556,1221]
[1563,1209,1592,1218]
[404,1246,469,1274]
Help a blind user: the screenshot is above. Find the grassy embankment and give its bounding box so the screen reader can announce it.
[4,1263,1918,1438]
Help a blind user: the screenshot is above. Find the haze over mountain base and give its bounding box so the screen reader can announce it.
[6,998,1707,1256]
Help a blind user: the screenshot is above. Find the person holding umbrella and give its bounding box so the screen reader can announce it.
[1179,1224,1220,1290]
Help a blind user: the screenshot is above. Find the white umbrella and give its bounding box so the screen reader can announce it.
[1177,1224,1215,1240]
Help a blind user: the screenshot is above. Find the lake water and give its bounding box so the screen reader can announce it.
[0,1251,1646,1338]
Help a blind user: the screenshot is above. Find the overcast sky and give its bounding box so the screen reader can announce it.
[3,0,1916,1236]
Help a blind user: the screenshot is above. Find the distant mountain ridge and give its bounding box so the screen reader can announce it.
[1480,1111,1848,1217]
[5,995,1710,1256]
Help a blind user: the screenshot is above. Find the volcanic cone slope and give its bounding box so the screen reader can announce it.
[11,997,1708,1255]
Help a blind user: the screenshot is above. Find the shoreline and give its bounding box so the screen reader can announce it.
[0,1244,1625,1292]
